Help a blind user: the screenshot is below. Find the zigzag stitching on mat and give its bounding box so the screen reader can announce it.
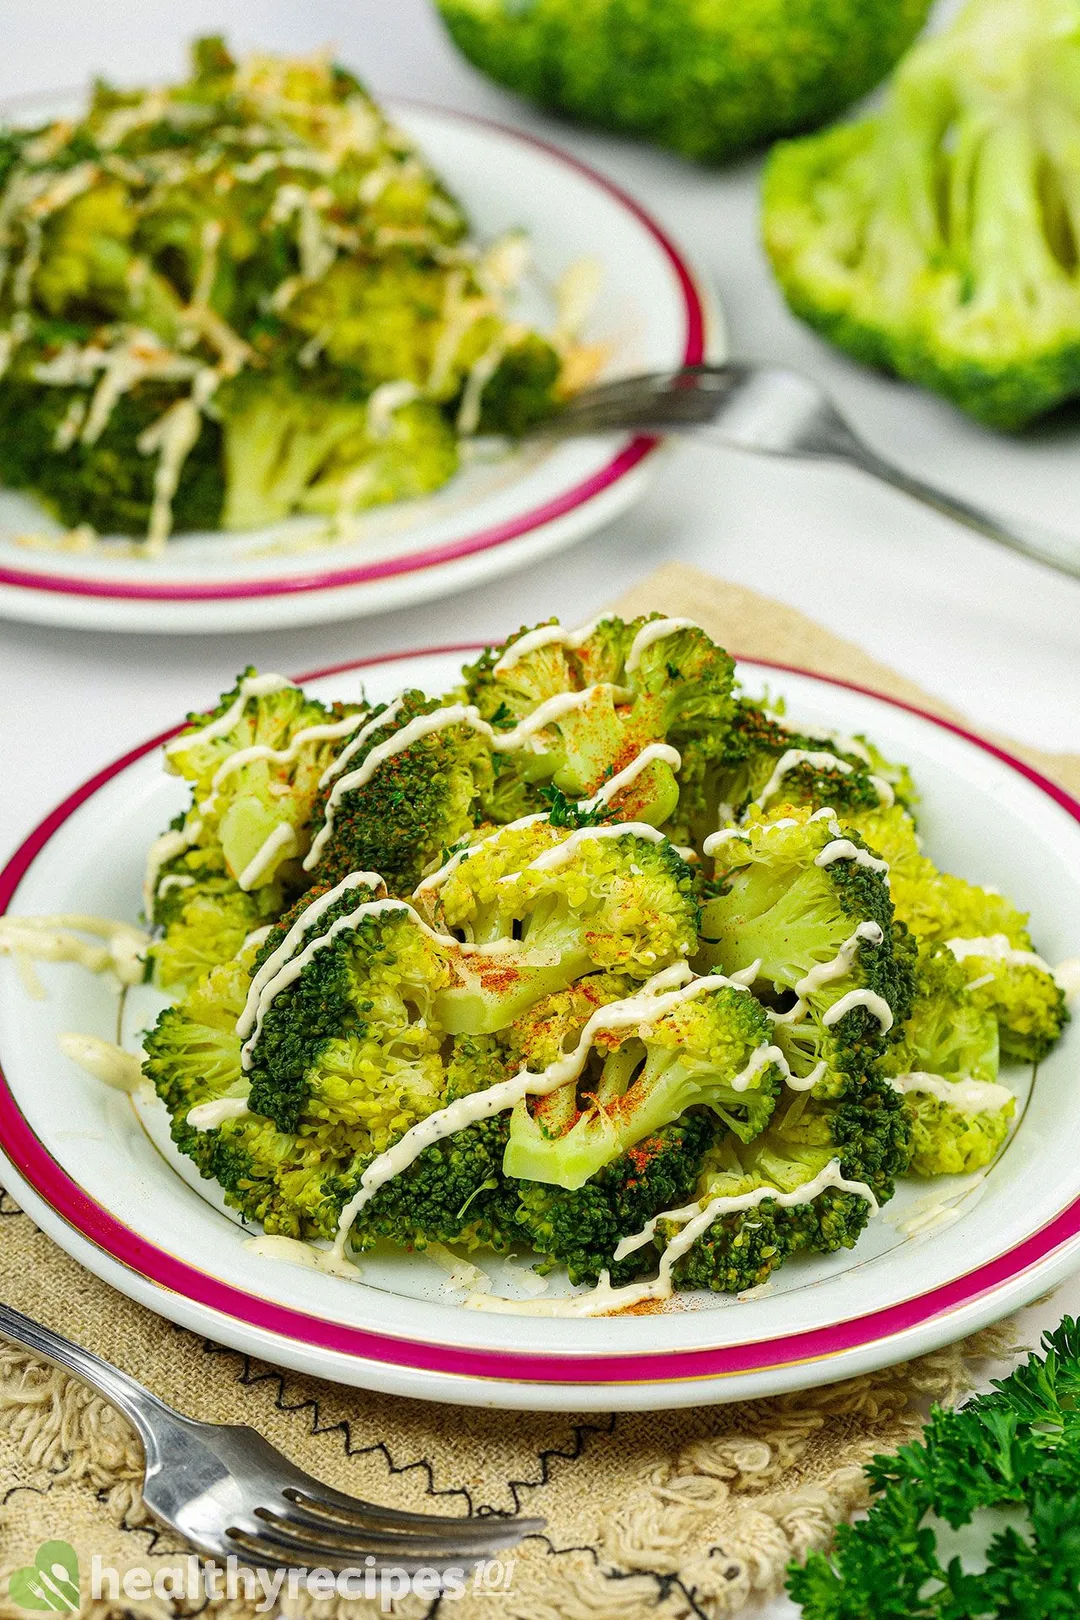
[2,1481,54,1506]
[193,1338,476,1515]
[502,1412,617,1514]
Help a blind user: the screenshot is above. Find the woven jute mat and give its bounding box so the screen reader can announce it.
[1,563,1076,1620]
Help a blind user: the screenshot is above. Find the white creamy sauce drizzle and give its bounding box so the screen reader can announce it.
[304,689,631,871]
[0,914,148,986]
[523,822,668,873]
[815,839,889,874]
[366,379,419,440]
[822,988,894,1032]
[414,814,549,900]
[155,873,195,898]
[464,1159,877,1318]
[57,1032,144,1092]
[319,696,407,788]
[751,751,853,811]
[490,616,614,674]
[164,674,295,758]
[1055,958,1080,1003]
[143,821,201,916]
[580,743,682,810]
[623,618,699,673]
[243,1233,362,1280]
[332,963,758,1260]
[702,828,747,856]
[241,924,275,953]
[424,1241,492,1294]
[210,711,365,790]
[236,823,298,892]
[794,922,884,999]
[946,934,1052,973]
[887,1071,1014,1115]
[236,870,387,1040]
[187,1095,252,1131]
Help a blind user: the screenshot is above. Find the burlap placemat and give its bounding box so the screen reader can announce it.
[1,563,1075,1620]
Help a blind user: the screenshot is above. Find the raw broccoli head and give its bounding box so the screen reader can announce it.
[435,0,931,166]
[504,978,781,1190]
[699,809,916,1093]
[418,819,699,1032]
[165,668,360,893]
[902,1085,1015,1178]
[673,695,907,847]
[763,0,1080,429]
[303,690,493,896]
[461,614,734,821]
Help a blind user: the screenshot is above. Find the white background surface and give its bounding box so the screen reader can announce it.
[0,5,1077,1608]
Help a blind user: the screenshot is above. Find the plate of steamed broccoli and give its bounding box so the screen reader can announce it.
[0,616,1077,1409]
[0,40,709,632]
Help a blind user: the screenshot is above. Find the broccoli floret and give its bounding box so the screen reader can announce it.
[303,690,493,896]
[763,0,1080,429]
[462,614,734,820]
[435,0,931,166]
[901,1084,1015,1178]
[882,941,1000,1085]
[164,668,363,893]
[504,978,781,1189]
[698,808,915,1094]
[418,819,699,1032]
[673,696,907,848]
[845,803,1068,1062]
[148,843,281,992]
[513,1111,719,1286]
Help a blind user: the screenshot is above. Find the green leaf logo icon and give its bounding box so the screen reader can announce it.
[7,1542,79,1612]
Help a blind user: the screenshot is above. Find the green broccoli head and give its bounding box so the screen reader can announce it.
[302,690,494,896]
[418,819,699,1032]
[898,1079,1015,1178]
[763,0,1080,429]
[164,668,361,892]
[148,843,282,992]
[435,0,932,166]
[504,977,781,1190]
[698,808,916,1093]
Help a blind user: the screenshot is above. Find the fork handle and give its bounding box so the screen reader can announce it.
[848,444,1080,581]
[0,1300,175,1446]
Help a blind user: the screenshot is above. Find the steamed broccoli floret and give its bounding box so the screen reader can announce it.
[303,690,493,895]
[698,808,915,1094]
[882,941,1000,1085]
[673,695,907,848]
[504,978,781,1189]
[671,1075,911,1293]
[149,845,281,992]
[845,803,1068,1062]
[462,614,735,821]
[435,0,931,166]
[164,668,362,891]
[901,1083,1015,1178]
[763,0,1080,429]
[417,819,699,1032]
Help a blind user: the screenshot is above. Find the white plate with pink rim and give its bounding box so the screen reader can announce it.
[0,643,1078,1410]
[0,95,716,634]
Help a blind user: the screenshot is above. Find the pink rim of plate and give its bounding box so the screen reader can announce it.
[0,107,704,604]
[1,648,1078,1386]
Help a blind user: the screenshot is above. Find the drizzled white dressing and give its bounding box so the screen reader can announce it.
[188,1095,251,1130]
[143,822,201,916]
[463,1159,877,1318]
[887,1071,1014,1115]
[751,751,853,811]
[236,824,298,892]
[815,839,889,874]
[210,711,366,790]
[822,988,894,1032]
[623,618,699,672]
[946,935,1052,973]
[164,674,295,758]
[244,1233,362,1280]
[57,1033,144,1092]
[0,914,148,986]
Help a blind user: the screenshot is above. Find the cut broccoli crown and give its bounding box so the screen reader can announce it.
[148,842,282,992]
[763,0,1080,429]
[882,941,1001,1085]
[504,979,780,1190]
[303,690,493,896]
[418,819,699,1032]
[435,0,931,165]
[698,808,915,1092]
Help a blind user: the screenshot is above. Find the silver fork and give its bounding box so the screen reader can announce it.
[0,1302,543,1573]
[544,363,1080,581]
